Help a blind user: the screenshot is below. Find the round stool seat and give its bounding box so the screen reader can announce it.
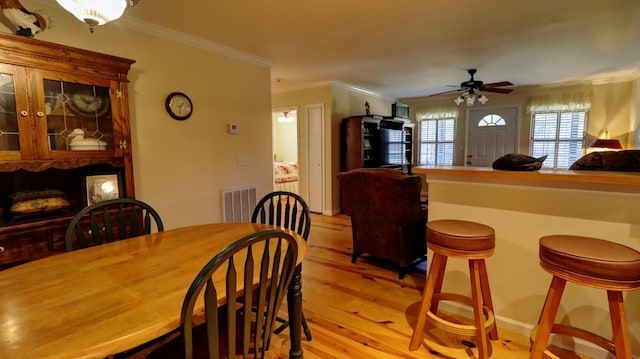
[427,220,495,254]
[539,235,640,288]
[531,235,640,358]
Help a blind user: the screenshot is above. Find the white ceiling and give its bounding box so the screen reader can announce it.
[124,0,640,99]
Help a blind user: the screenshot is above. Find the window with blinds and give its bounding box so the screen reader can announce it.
[418,117,455,165]
[381,127,405,165]
[530,111,586,168]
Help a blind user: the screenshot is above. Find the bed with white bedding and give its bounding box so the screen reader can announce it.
[274,161,299,194]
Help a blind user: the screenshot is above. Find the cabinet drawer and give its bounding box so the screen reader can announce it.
[50,225,68,253]
[0,230,49,266]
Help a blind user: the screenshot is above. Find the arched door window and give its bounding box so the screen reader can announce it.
[478,114,506,127]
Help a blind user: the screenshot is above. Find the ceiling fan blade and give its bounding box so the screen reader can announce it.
[482,81,514,88]
[428,88,464,96]
[481,87,513,94]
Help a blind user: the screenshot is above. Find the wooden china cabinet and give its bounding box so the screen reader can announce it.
[0,33,136,269]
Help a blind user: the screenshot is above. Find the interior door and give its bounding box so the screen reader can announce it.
[466,106,519,167]
[306,104,324,213]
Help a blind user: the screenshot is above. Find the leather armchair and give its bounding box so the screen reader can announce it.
[337,168,427,278]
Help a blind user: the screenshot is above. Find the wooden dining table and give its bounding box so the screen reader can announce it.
[0,222,307,359]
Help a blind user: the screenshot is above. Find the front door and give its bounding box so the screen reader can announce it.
[466,106,519,167]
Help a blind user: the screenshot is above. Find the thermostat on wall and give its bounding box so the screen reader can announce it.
[228,123,239,134]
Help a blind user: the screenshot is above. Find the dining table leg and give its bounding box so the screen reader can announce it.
[287,264,304,359]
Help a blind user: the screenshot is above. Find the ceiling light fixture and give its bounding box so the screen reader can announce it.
[56,0,140,33]
[454,91,489,107]
[466,95,475,106]
[278,111,295,123]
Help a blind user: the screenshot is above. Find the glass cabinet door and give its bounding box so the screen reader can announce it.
[0,64,31,160]
[0,73,18,151]
[40,75,115,155]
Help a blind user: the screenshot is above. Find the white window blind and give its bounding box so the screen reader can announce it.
[382,128,405,164]
[530,111,586,168]
[418,117,455,165]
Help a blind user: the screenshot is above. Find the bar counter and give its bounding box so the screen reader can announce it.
[413,166,640,357]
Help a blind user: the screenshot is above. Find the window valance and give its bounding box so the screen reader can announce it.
[527,89,593,113]
[416,102,459,119]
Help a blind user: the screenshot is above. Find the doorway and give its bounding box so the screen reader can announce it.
[466,106,519,167]
[272,108,299,194]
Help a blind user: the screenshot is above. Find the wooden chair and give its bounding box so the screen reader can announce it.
[64,198,164,252]
[251,191,313,341]
[145,229,299,359]
[64,198,165,358]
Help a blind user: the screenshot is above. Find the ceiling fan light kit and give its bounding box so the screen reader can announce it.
[440,69,513,106]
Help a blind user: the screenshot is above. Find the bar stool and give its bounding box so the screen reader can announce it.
[530,235,640,359]
[410,219,499,358]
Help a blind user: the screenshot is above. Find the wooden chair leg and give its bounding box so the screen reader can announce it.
[607,290,632,359]
[302,313,312,341]
[478,259,498,340]
[429,255,447,314]
[530,276,566,359]
[409,253,446,351]
[470,259,489,359]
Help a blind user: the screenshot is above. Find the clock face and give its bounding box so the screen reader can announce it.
[166,92,193,120]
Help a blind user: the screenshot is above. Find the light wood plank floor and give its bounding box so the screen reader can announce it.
[132,213,591,359]
[270,213,589,359]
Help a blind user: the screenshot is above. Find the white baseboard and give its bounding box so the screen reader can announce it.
[436,301,637,359]
[324,207,341,216]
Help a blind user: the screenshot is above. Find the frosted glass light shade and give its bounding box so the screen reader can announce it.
[56,0,128,31]
[466,95,475,106]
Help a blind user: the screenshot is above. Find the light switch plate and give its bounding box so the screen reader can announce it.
[228,123,239,134]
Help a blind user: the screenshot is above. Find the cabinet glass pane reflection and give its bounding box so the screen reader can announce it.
[0,72,19,151]
[44,80,113,151]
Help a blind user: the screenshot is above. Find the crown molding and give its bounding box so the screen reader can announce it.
[117,16,272,68]
[271,80,333,95]
[273,80,396,102]
[590,68,640,85]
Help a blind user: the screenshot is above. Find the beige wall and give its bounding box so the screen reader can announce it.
[9,1,274,229]
[272,112,298,163]
[402,81,639,166]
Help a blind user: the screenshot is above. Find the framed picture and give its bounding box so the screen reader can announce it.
[84,173,121,206]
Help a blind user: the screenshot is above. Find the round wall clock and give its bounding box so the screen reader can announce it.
[165,92,193,121]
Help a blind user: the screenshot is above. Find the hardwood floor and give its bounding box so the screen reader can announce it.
[271,213,588,359]
[130,213,590,359]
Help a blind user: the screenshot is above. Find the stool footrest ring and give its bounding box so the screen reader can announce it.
[425,293,496,337]
[530,324,616,357]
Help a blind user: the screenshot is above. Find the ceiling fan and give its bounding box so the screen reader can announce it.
[436,69,514,96]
